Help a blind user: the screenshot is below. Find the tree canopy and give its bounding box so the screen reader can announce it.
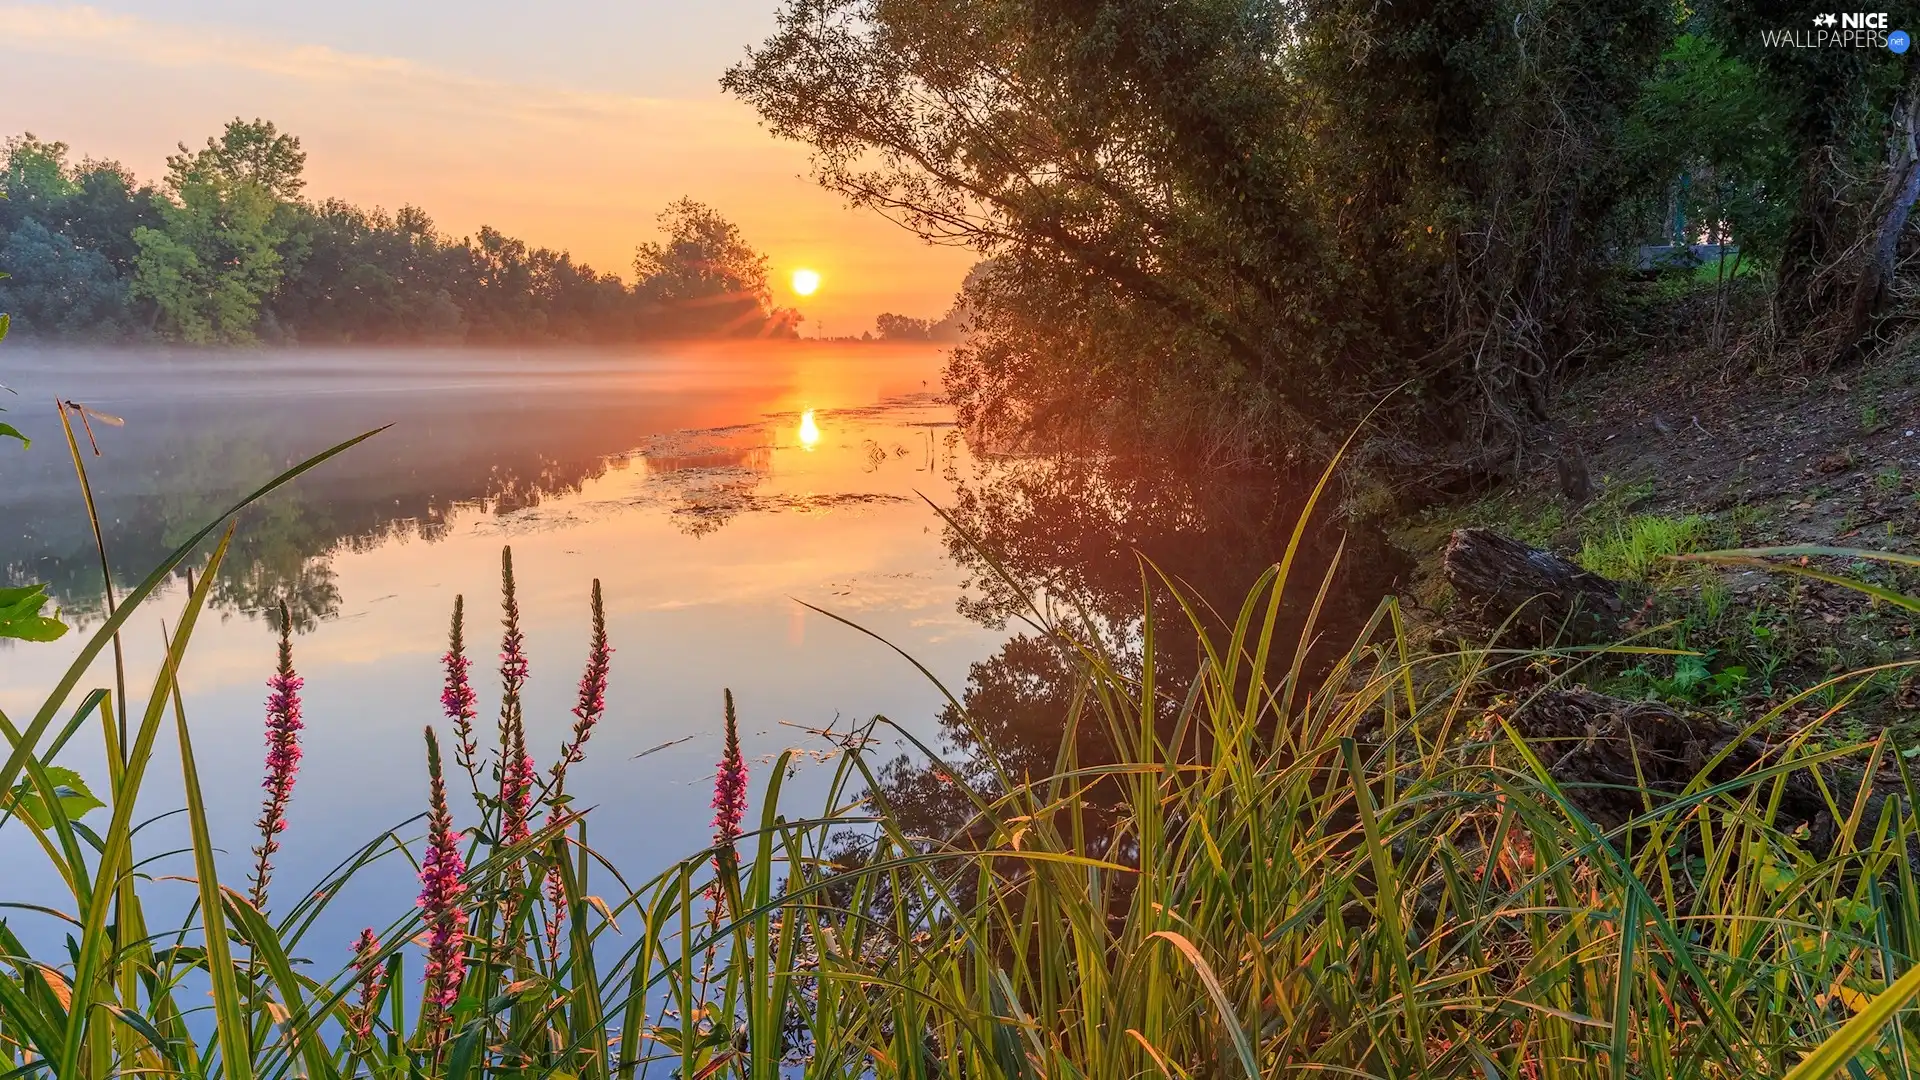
[726,0,1920,470]
[0,119,800,346]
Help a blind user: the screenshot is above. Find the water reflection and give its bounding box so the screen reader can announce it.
[870,451,1410,841]
[1,344,941,628]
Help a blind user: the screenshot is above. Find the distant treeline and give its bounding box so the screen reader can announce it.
[0,120,803,345]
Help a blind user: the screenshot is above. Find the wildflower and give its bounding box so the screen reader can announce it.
[499,733,536,845]
[249,603,304,910]
[495,547,535,844]
[417,726,468,1050]
[441,595,479,781]
[542,579,611,955]
[348,927,386,1042]
[498,546,528,700]
[708,689,749,910]
[548,578,611,793]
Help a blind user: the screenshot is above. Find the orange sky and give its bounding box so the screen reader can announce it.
[0,3,978,334]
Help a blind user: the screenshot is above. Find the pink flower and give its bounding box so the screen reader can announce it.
[249,603,304,910]
[712,689,749,845]
[349,927,386,1042]
[708,689,748,912]
[544,807,569,960]
[494,547,535,845]
[498,547,528,700]
[417,727,468,1049]
[542,579,611,956]
[499,743,535,845]
[441,595,479,780]
[549,579,612,792]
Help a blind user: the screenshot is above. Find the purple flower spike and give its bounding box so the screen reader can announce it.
[441,595,479,780]
[417,727,468,1052]
[498,547,528,700]
[249,603,304,911]
[708,689,748,912]
[549,579,612,794]
[349,927,385,1042]
[500,745,536,845]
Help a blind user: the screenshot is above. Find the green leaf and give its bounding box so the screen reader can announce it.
[0,584,67,641]
[1784,960,1920,1080]
[4,767,104,829]
[0,421,26,449]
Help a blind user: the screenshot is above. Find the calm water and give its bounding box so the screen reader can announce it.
[0,342,1400,965]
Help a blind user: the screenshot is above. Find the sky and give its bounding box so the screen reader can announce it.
[0,1,977,333]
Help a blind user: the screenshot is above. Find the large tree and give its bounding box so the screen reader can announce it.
[726,0,1670,470]
[131,119,303,343]
[633,198,799,337]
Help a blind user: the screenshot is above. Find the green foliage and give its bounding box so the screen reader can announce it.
[0,220,136,336]
[164,116,307,201]
[2,766,100,828]
[132,177,286,344]
[0,584,68,642]
[1579,512,1719,581]
[1622,34,1793,260]
[7,431,1920,1078]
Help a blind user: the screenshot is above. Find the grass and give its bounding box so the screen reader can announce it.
[1578,512,1721,582]
[7,423,1920,1078]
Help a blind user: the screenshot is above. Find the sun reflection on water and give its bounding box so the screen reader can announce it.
[796,409,821,449]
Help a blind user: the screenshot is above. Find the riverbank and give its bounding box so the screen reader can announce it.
[1394,279,1920,738]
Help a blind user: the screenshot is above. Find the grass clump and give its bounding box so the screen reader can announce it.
[1579,512,1720,581]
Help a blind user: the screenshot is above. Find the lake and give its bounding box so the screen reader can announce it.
[0,342,1397,967]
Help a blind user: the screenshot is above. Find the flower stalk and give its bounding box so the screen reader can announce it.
[417,726,468,1054]
[248,602,303,911]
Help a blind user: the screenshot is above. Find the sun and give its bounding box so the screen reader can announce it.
[797,409,821,449]
[791,268,821,297]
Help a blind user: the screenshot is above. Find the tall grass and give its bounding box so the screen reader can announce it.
[4,426,1920,1079]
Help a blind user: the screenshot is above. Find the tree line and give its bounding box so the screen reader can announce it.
[0,120,802,345]
[725,0,1920,471]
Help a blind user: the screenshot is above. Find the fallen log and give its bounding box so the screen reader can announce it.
[1442,528,1627,645]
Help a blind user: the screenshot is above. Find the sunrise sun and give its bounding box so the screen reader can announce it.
[791,267,821,296]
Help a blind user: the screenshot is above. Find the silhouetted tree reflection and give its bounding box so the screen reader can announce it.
[867,451,1409,846]
[4,397,639,633]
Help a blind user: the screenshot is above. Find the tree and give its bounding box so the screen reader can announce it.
[633,199,792,337]
[133,178,284,344]
[129,119,306,344]
[874,313,933,340]
[726,0,1671,468]
[0,220,136,337]
[1,134,78,216]
[165,118,307,201]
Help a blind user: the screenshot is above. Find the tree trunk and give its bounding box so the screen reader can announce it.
[1833,85,1920,368]
[1442,528,1626,645]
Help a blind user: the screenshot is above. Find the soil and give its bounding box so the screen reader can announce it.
[1394,286,1920,741]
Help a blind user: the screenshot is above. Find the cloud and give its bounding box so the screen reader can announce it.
[0,4,758,139]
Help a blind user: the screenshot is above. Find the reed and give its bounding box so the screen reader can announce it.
[3,429,1919,1079]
